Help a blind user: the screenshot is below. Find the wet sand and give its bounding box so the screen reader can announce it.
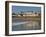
[12,16,41,31]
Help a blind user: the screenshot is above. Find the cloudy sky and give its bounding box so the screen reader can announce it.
[12,6,41,13]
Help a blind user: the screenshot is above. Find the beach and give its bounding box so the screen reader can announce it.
[12,16,41,31]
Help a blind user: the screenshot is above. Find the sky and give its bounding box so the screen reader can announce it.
[12,6,41,13]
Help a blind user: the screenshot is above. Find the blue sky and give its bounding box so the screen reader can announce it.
[12,6,41,13]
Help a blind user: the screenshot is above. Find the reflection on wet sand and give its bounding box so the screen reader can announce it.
[12,17,41,31]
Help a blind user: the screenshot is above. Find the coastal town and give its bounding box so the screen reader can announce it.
[12,11,41,17]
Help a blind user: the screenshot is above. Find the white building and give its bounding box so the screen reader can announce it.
[22,11,39,16]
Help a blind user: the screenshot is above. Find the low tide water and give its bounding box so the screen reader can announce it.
[12,17,41,31]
